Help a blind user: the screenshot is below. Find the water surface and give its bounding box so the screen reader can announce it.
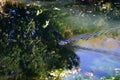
[75,37,120,78]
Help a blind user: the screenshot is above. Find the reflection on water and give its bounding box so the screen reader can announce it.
[61,36,120,80]
[59,27,120,46]
[75,37,120,78]
[59,27,120,79]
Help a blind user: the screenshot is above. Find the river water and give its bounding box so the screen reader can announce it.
[76,37,120,79]
[58,14,120,79]
[61,36,120,80]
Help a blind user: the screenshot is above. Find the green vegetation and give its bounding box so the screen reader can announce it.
[0,1,79,80]
[0,0,120,80]
[101,74,120,80]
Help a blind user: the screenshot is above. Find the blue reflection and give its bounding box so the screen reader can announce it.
[9,9,16,15]
[9,29,14,37]
[7,39,11,45]
[31,30,36,36]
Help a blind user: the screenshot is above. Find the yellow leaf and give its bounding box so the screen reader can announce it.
[36,9,42,16]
